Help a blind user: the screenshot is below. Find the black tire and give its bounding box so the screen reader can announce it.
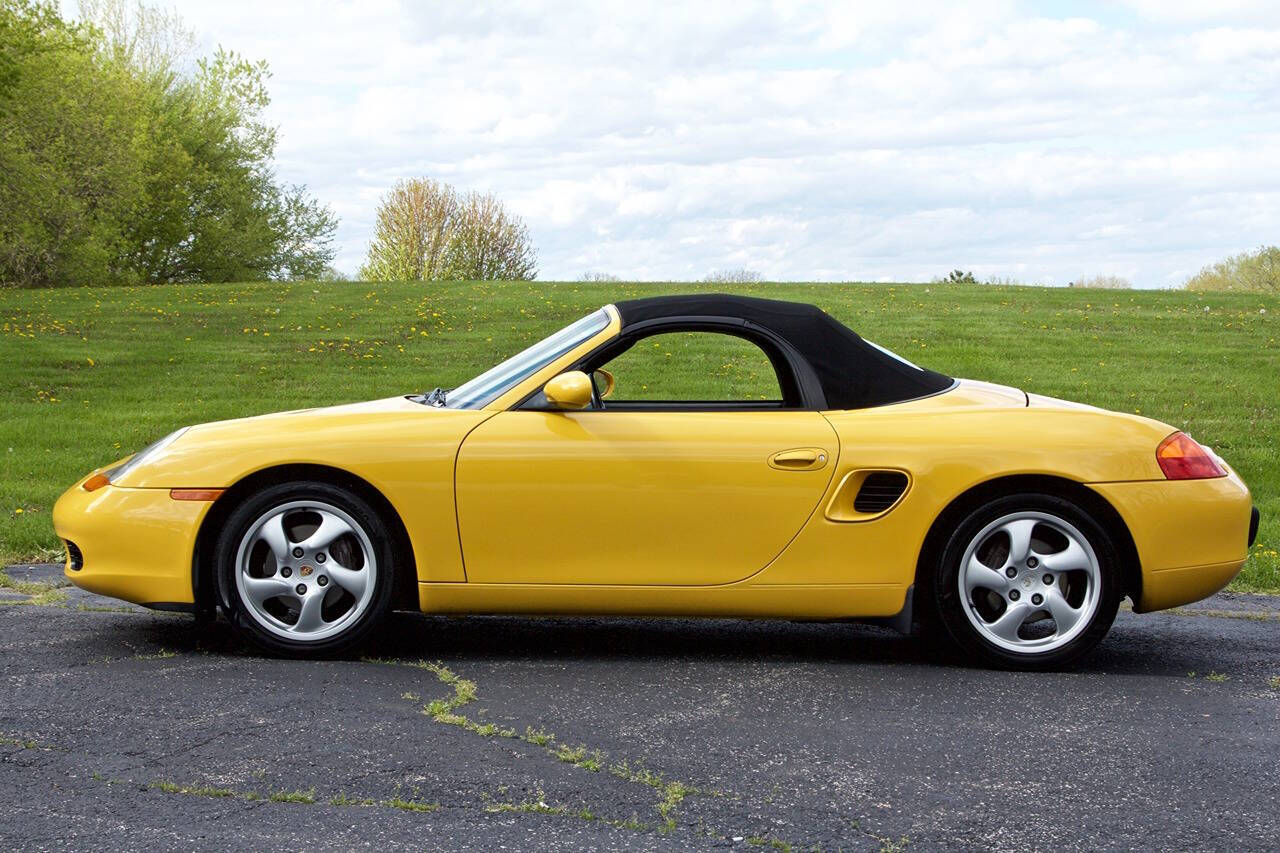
[926,492,1122,671]
[214,480,395,658]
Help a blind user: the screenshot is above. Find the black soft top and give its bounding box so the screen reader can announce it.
[613,294,953,410]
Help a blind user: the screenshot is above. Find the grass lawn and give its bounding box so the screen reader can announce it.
[2,279,1276,590]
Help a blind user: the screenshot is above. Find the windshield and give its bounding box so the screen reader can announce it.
[445,309,611,409]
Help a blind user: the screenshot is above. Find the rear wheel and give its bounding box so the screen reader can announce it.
[214,481,394,657]
[929,493,1122,670]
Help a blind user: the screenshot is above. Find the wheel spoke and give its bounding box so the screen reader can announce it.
[1039,539,1092,575]
[987,601,1033,642]
[242,575,295,609]
[299,510,354,553]
[255,514,292,565]
[291,590,328,633]
[963,553,1009,595]
[1043,589,1083,635]
[325,563,368,600]
[999,518,1038,565]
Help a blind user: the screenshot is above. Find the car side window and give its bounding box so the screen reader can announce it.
[598,332,783,402]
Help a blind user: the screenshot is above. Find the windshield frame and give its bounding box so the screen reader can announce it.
[444,307,615,410]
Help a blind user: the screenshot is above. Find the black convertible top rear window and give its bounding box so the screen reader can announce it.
[613,294,953,410]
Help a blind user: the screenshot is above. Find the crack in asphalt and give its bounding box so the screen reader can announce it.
[364,655,892,849]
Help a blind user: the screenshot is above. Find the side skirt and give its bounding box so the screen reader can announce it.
[859,584,914,635]
[416,582,907,621]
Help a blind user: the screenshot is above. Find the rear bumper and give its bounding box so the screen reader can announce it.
[52,479,205,606]
[1089,469,1252,612]
[1131,559,1242,613]
[1249,505,1260,547]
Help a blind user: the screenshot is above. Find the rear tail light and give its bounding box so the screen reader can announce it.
[1156,432,1226,480]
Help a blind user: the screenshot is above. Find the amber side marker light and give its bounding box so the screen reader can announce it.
[82,473,110,492]
[1156,432,1226,480]
[169,489,225,501]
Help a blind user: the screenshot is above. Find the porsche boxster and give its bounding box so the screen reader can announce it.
[53,294,1259,668]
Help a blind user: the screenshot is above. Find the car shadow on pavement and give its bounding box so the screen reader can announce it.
[72,603,1270,679]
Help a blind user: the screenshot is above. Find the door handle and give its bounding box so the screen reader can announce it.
[768,448,829,471]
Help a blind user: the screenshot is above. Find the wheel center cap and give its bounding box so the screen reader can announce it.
[1021,575,1035,590]
[299,565,314,577]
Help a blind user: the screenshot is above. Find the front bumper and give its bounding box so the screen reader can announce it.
[52,478,208,607]
[1089,468,1253,613]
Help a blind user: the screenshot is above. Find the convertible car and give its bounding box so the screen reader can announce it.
[53,294,1258,668]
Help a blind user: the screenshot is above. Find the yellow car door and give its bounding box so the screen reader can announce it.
[455,409,838,585]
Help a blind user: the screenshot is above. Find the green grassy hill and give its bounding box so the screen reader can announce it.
[3,280,1276,590]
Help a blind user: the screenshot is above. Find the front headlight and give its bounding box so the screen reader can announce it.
[105,428,189,484]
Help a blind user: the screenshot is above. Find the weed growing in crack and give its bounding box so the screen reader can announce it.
[329,792,376,806]
[523,725,554,745]
[384,796,440,812]
[145,778,442,815]
[610,759,717,831]
[1,734,62,750]
[555,743,604,771]
[132,648,177,660]
[149,780,236,798]
[484,788,566,815]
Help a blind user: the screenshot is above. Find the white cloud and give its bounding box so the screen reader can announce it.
[74,0,1280,286]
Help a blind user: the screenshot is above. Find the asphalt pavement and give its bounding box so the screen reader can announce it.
[2,562,1277,851]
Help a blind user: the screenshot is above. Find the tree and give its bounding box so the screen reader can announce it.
[703,268,762,283]
[361,178,537,282]
[0,1,145,287]
[77,0,195,80]
[360,178,459,281]
[1070,275,1131,289]
[124,48,337,282]
[443,191,537,281]
[1184,246,1280,292]
[0,0,337,287]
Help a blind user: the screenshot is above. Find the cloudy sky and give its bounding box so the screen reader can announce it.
[102,1,1280,286]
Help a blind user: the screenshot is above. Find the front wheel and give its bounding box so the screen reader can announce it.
[928,493,1123,670]
[214,481,394,657]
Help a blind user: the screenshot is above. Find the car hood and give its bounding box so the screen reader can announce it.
[108,395,488,488]
[182,395,429,436]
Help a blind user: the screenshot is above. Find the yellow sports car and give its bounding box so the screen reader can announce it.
[53,295,1258,668]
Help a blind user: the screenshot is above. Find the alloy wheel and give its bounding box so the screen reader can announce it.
[957,510,1102,654]
[232,499,378,642]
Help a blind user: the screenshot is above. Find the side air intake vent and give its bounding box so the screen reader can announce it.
[853,472,909,514]
[65,540,84,571]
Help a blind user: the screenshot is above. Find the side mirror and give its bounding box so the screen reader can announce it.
[592,368,615,399]
[543,371,593,410]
